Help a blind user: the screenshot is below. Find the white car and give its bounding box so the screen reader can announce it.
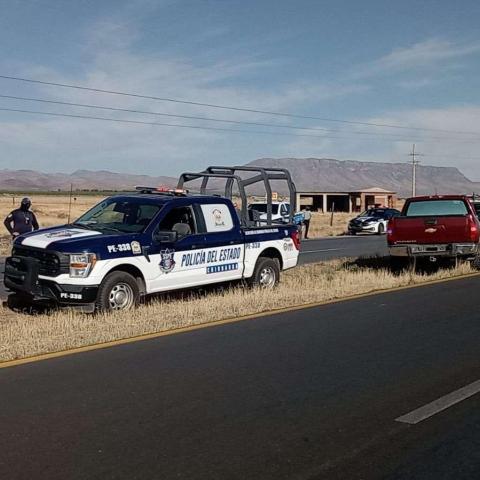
[248,201,291,223]
[348,208,401,235]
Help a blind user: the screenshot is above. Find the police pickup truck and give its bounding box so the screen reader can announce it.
[4,166,300,311]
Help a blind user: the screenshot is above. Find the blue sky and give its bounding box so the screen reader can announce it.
[1,0,480,179]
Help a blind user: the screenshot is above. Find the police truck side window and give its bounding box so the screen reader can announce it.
[158,206,197,237]
[200,204,234,233]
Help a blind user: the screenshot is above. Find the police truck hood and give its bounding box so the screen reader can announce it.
[16,225,139,254]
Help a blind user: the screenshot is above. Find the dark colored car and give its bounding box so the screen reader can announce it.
[348,208,401,235]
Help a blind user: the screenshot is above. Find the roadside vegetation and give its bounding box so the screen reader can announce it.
[308,212,351,237]
[0,257,475,362]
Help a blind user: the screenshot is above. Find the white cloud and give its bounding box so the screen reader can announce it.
[0,17,367,176]
[354,38,480,79]
[3,14,479,183]
[376,38,480,70]
[281,105,480,181]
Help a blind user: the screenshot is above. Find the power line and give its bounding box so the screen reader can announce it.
[1,105,478,165]
[0,93,334,134]
[0,106,369,140]
[1,93,474,142]
[0,93,410,138]
[2,74,480,137]
[3,106,480,146]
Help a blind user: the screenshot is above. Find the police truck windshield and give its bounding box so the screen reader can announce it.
[75,199,162,233]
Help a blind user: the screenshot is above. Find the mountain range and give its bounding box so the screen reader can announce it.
[0,158,479,197]
[0,169,177,192]
[248,158,480,197]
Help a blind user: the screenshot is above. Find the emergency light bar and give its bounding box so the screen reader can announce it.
[135,186,188,196]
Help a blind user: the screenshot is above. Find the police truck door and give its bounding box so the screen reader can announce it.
[149,203,207,292]
[197,201,244,282]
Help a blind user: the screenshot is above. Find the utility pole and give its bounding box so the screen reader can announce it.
[67,183,73,224]
[408,144,423,197]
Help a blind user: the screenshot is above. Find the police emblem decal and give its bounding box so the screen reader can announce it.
[159,249,176,273]
[45,229,77,239]
[212,208,225,227]
[131,241,142,255]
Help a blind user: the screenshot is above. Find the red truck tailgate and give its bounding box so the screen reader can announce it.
[390,215,471,244]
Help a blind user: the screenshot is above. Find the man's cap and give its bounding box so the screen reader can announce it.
[21,197,31,205]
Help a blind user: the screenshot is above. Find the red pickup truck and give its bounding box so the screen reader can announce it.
[388,195,480,265]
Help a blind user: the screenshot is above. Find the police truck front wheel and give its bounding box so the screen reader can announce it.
[96,271,140,311]
[248,257,280,288]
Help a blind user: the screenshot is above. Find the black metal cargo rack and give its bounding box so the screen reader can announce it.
[177,165,297,226]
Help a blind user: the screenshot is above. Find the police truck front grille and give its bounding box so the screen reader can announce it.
[11,246,69,277]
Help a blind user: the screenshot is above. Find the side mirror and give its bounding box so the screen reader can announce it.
[153,230,178,244]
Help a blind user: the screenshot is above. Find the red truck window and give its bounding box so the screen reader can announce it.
[405,200,468,217]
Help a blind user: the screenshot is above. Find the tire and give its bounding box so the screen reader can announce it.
[96,271,140,311]
[247,257,280,288]
[377,223,385,235]
[6,292,34,311]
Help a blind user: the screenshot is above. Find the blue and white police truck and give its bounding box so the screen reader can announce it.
[4,166,300,311]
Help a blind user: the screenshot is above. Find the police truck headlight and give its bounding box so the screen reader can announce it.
[69,253,97,278]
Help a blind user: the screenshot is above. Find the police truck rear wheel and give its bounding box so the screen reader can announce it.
[96,271,139,311]
[248,257,280,288]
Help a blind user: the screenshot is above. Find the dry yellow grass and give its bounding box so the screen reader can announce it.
[0,258,474,362]
[307,212,351,237]
[0,194,104,255]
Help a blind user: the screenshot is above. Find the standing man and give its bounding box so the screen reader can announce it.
[4,197,39,238]
[302,206,312,239]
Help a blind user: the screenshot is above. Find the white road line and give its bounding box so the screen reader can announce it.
[395,379,480,425]
[301,236,377,241]
[300,248,344,254]
[302,235,382,242]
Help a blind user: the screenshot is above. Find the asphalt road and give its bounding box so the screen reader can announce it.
[0,235,387,300]
[298,234,387,264]
[1,276,479,479]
